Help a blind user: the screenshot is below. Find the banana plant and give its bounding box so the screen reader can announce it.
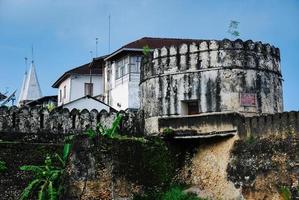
[97,114,123,138]
[19,141,71,200]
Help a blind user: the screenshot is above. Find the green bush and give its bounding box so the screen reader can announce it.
[161,186,201,200]
[279,186,291,200]
[134,185,203,200]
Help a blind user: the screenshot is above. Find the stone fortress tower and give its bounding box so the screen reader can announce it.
[140,39,283,118]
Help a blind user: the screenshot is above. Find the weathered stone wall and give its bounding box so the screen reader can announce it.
[0,106,143,136]
[152,111,299,139]
[140,39,283,118]
[227,134,299,200]
[63,135,177,200]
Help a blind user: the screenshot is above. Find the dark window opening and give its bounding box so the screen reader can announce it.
[85,83,93,96]
[181,100,200,115]
[188,101,199,115]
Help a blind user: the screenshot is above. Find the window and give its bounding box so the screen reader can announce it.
[84,83,93,96]
[63,86,66,98]
[116,56,130,79]
[187,101,199,115]
[130,56,141,73]
[59,90,62,102]
[181,100,200,115]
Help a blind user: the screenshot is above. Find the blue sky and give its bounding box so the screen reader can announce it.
[0,0,298,110]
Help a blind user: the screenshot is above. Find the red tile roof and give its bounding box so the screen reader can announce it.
[105,37,206,60]
[123,37,205,49]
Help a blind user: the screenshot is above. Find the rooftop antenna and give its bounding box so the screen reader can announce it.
[108,14,111,53]
[31,45,34,64]
[24,57,28,74]
[96,38,99,57]
[89,50,93,59]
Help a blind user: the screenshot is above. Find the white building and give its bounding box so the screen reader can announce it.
[52,56,112,111]
[53,37,201,111]
[104,37,199,111]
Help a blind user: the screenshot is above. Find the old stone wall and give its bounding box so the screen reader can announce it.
[140,39,283,118]
[0,106,143,136]
[63,135,177,200]
[153,111,299,139]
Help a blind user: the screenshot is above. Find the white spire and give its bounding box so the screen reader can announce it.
[18,62,42,105]
[17,70,27,105]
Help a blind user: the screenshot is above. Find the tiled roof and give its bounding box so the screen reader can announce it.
[52,56,106,88]
[105,37,206,60]
[122,37,205,49]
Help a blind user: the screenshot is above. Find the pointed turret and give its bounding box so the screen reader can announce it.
[18,61,42,106]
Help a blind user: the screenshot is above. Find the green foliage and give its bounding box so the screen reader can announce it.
[245,135,256,144]
[19,141,72,200]
[163,128,174,135]
[85,114,123,139]
[143,45,150,56]
[98,114,123,138]
[46,102,56,112]
[279,186,291,200]
[142,45,151,64]
[161,186,201,200]
[228,20,240,38]
[134,185,203,200]
[0,160,7,173]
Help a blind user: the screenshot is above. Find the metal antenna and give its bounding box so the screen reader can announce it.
[31,45,34,63]
[89,51,93,59]
[108,15,111,53]
[96,38,99,57]
[24,57,28,74]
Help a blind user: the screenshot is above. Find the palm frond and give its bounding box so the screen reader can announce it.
[63,143,72,162]
[19,179,41,200]
[20,165,44,174]
[48,181,58,200]
[38,182,48,200]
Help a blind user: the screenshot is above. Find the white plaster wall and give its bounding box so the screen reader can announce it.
[110,82,128,110]
[70,75,103,101]
[63,98,109,112]
[58,78,71,106]
[107,59,141,111]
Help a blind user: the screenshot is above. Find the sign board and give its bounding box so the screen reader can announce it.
[240,93,256,107]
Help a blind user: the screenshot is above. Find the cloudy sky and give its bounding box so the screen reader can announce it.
[0,0,298,110]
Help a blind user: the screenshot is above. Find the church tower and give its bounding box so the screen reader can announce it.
[18,59,42,106]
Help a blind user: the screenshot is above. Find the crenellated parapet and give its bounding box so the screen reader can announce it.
[140,39,283,118]
[141,39,281,82]
[0,106,143,137]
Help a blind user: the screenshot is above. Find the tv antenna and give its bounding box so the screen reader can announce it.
[108,14,111,53]
[24,57,28,74]
[96,38,99,57]
[31,45,34,63]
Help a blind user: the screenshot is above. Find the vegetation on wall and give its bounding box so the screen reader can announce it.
[133,185,204,200]
[19,141,72,200]
[0,160,7,172]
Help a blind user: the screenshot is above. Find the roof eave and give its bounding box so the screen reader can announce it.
[52,73,70,88]
[104,48,144,61]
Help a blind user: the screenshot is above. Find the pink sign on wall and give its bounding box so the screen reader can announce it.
[240,93,256,107]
